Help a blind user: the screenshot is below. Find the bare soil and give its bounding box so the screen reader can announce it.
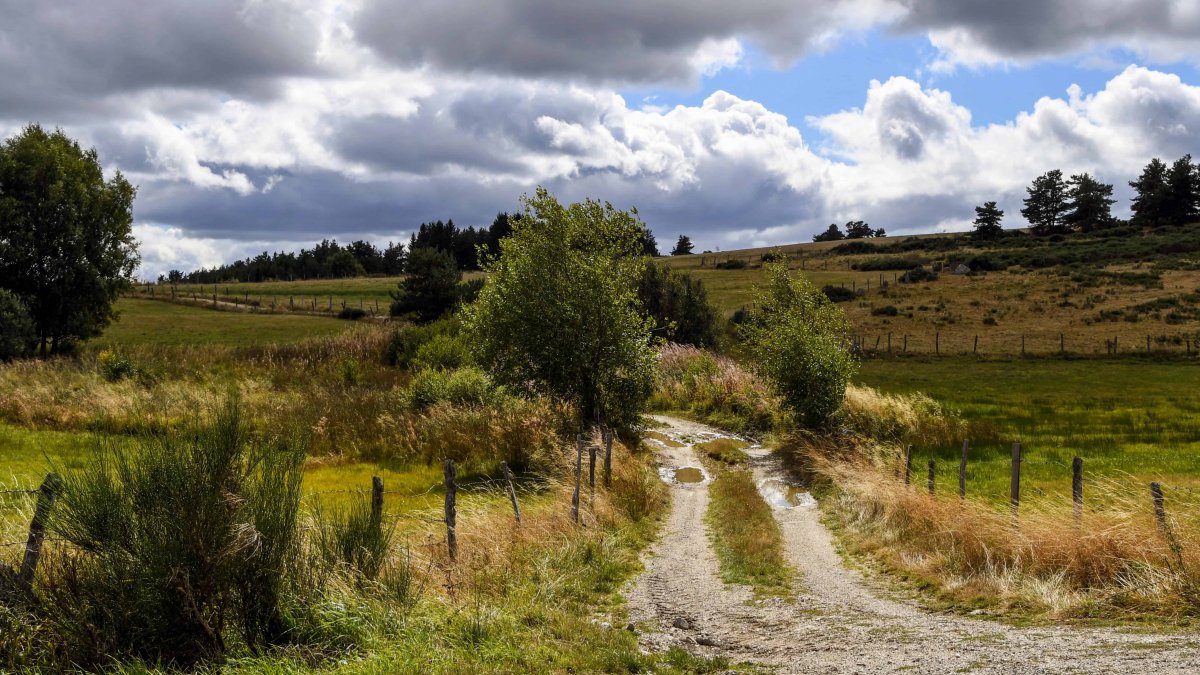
[626,415,1200,674]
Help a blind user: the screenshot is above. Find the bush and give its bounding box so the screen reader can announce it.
[898,267,938,283]
[822,285,856,303]
[714,258,748,269]
[412,332,471,371]
[637,260,722,348]
[44,398,307,669]
[384,317,459,369]
[312,494,393,581]
[870,305,898,316]
[97,349,141,382]
[405,366,499,409]
[0,289,34,360]
[337,306,368,320]
[854,256,927,271]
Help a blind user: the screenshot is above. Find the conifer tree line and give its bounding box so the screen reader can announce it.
[975,154,1200,239]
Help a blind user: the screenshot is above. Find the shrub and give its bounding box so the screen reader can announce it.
[651,344,783,436]
[854,256,927,271]
[714,258,748,269]
[412,332,471,371]
[405,366,499,410]
[44,398,307,668]
[637,260,722,348]
[741,260,856,428]
[899,267,938,283]
[384,317,459,369]
[337,306,368,320]
[870,305,898,316]
[822,285,856,303]
[312,494,393,581]
[97,349,140,382]
[0,290,34,360]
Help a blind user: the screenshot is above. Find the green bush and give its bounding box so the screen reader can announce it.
[870,305,899,316]
[412,331,471,371]
[44,398,307,669]
[0,290,34,360]
[313,493,394,581]
[714,258,748,269]
[742,260,856,428]
[854,256,927,271]
[822,285,856,303]
[405,366,499,409]
[97,349,142,382]
[899,266,938,283]
[337,306,368,320]
[384,316,459,369]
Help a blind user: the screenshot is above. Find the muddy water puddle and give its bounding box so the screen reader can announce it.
[757,478,816,508]
[674,467,705,483]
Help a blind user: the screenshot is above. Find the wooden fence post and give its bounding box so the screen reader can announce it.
[19,473,62,590]
[588,445,597,498]
[959,440,968,499]
[888,333,892,353]
[1147,334,1151,353]
[1060,333,1064,355]
[927,459,936,495]
[370,476,384,532]
[935,332,940,355]
[572,435,583,523]
[1010,443,1022,525]
[603,427,614,488]
[903,334,907,352]
[1072,457,1083,528]
[1021,335,1025,355]
[973,335,978,354]
[444,460,457,562]
[500,461,521,525]
[903,444,914,485]
[1151,482,1166,529]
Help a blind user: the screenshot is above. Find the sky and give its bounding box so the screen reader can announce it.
[1,1,1199,279]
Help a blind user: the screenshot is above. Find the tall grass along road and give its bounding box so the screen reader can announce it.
[629,415,1200,674]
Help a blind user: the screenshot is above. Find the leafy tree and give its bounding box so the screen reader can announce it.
[389,247,462,323]
[321,249,366,278]
[637,260,719,348]
[1164,154,1200,226]
[0,125,138,354]
[0,289,35,360]
[1129,158,1169,227]
[812,223,844,242]
[463,188,656,430]
[971,201,1004,239]
[1064,173,1115,232]
[741,256,856,428]
[671,234,694,256]
[167,270,184,285]
[1021,169,1069,235]
[844,220,881,239]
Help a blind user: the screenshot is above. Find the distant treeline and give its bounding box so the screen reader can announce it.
[172,213,524,284]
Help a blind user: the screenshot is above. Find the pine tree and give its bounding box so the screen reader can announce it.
[971,201,1004,239]
[1021,170,1069,235]
[1164,155,1200,226]
[670,234,695,256]
[1129,158,1169,227]
[812,224,844,242]
[1064,173,1115,233]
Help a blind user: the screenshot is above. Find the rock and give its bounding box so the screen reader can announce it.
[970,609,986,616]
[955,264,971,275]
[672,617,691,630]
[697,636,721,647]
[625,622,637,632]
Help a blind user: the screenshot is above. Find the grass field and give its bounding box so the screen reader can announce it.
[855,357,1200,504]
[97,298,354,347]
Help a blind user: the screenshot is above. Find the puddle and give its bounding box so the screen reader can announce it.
[646,431,686,448]
[674,467,705,483]
[757,478,817,508]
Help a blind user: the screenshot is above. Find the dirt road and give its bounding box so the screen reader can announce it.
[625,415,1200,674]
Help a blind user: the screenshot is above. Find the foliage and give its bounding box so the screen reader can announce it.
[705,466,793,597]
[1064,173,1116,232]
[312,493,393,581]
[42,398,307,668]
[411,331,471,371]
[404,367,499,410]
[650,344,784,435]
[1021,169,1070,235]
[389,247,462,323]
[637,260,721,348]
[898,266,938,283]
[384,317,460,369]
[0,289,34,360]
[971,201,1004,240]
[670,234,694,256]
[97,349,143,382]
[854,255,928,271]
[1130,158,1170,227]
[822,285,857,303]
[1165,154,1200,226]
[740,260,856,428]
[713,258,748,269]
[464,188,657,430]
[338,306,368,320]
[844,220,884,239]
[812,223,845,242]
[0,124,139,354]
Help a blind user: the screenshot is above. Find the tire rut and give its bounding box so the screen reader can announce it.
[625,415,1200,674]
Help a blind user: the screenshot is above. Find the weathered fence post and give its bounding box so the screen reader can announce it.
[935,332,940,355]
[1060,333,1065,354]
[1151,482,1166,529]
[1021,335,1025,355]
[903,444,914,485]
[973,335,978,354]
[903,334,908,352]
[888,333,892,353]
[959,440,968,499]
[1010,443,1022,525]
[588,445,597,499]
[500,461,521,525]
[1072,457,1083,528]
[1147,334,1151,353]
[571,435,583,524]
[603,427,614,489]
[927,459,935,495]
[444,460,457,562]
[19,473,62,590]
[370,476,384,532]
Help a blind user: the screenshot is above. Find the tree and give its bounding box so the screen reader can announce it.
[321,249,365,278]
[637,261,719,348]
[740,256,856,428]
[971,201,1004,239]
[390,247,462,323]
[0,125,138,354]
[1064,173,1115,232]
[1021,169,1069,235]
[1129,158,1169,227]
[1164,155,1200,226]
[844,220,881,239]
[812,223,844,242]
[463,188,656,430]
[0,289,35,360]
[635,224,659,257]
[671,234,694,256]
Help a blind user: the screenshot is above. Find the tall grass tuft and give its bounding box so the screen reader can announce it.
[41,397,308,668]
[650,343,784,436]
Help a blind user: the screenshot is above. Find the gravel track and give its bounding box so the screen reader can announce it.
[625,415,1200,674]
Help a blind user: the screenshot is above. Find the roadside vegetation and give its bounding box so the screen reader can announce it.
[704,466,794,598]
